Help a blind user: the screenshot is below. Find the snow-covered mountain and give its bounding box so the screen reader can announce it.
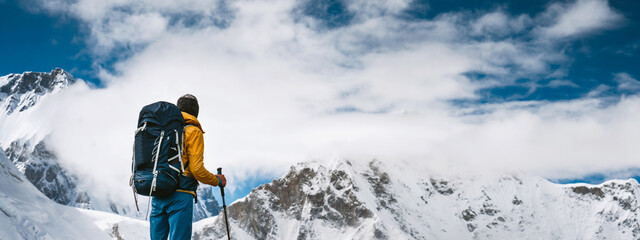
[195,187,222,222]
[0,69,219,221]
[0,68,74,115]
[193,159,640,240]
[4,141,640,239]
[0,148,148,239]
[0,68,86,210]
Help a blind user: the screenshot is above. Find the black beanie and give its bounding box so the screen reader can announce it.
[177,94,199,118]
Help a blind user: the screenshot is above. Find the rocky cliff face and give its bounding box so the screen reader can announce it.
[4,140,87,207]
[193,159,640,240]
[194,187,222,222]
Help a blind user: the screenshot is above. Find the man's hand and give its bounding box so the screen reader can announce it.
[215,174,227,187]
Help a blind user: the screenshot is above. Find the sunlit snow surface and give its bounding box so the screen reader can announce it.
[0,149,147,240]
[193,159,640,240]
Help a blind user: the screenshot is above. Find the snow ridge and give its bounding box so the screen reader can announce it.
[194,159,640,240]
[0,68,75,115]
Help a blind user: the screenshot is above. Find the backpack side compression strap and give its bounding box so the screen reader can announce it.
[130,122,148,212]
[146,130,164,220]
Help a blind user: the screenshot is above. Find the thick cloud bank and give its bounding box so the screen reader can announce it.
[22,0,638,201]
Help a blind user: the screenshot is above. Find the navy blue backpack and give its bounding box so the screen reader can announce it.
[130,101,186,211]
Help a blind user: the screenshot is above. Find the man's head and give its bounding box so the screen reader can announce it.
[177,94,199,118]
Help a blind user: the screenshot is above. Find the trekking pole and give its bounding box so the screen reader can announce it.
[217,167,231,240]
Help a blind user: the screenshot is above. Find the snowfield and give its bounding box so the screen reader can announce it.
[0,148,148,240]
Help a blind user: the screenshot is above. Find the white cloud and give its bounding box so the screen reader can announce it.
[614,72,640,91]
[586,84,611,98]
[538,0,623,39]
[36,0,228,56]
[439,97,640,179]
[346,0,411,19]
[90,12,168,53]
[471,11,532,37]
[547,79,579,88]
[18,0,639,204]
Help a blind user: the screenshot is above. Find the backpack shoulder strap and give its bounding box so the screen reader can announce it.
[181,125,196,169]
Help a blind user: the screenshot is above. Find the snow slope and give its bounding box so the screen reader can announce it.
[194,159,640,240]
[0,148,148,240]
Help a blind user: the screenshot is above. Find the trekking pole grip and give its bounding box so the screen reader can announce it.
[217,167,225,197]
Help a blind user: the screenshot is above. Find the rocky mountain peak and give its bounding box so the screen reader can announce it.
[193,159,640,240]
[0,68,76,115]
[1,68,75,94]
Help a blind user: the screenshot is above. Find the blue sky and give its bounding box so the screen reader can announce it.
[3,0,640,204]
[0,1,94,83]
[3,0,639,100]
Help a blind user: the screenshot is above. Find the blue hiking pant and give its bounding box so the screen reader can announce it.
[150,191,194,240]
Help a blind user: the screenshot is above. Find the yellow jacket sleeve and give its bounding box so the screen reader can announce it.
[184,126,219,186]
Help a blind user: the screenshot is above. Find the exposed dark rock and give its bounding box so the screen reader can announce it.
[326,191,372,226]
[618,198,634,210]
[193,187,221,222]
[467,223,477,232]
[330,170,348,190]
[602,182,638,211]
[75,192,91,204]
[374,227,388,239]
[308,191,325,207]
[110,224,124,240]
[430,178,454,195]
[512,196,523,205]
[296,226,316,240]
[227,194,278,239]
[4,140,79,205]
[218,164,373,239]
[572,186,605,199]
[110,203,120,214]
[480,202,499,216]
[462,208,477,221]
[364,161,397,209]
[1,68,75,114]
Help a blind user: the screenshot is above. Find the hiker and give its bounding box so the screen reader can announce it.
[149,94,227,240]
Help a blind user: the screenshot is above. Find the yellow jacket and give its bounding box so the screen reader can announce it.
[181,112,219,187]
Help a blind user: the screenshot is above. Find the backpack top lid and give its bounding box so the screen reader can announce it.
[138,101,185,127]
